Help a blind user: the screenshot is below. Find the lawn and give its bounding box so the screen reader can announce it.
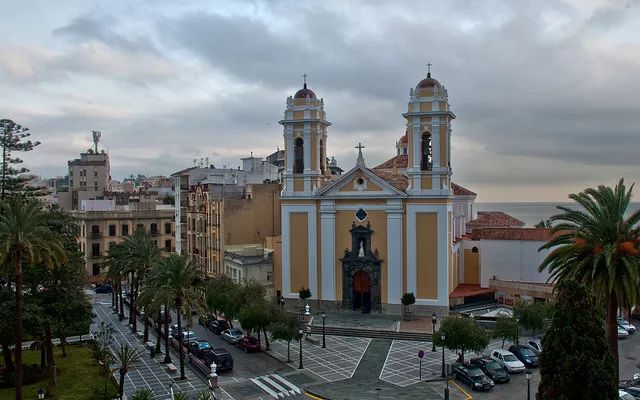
[0,344,118,400]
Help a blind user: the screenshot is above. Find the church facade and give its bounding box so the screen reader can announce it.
[277,72,467,315]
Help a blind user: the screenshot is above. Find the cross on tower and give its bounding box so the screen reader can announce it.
[355,142,365,153]
[302,73,308,85]
[426,61,432,77]
[355,142,366,166]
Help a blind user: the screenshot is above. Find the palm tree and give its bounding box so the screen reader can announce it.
[151,254,203,380]
[105,243,128,320]
[138,274,173,364]
[125,230,161,334]
[112,343,142,400]
[0,196,65,400]
[130,388,156,400]
[539,179,640,380]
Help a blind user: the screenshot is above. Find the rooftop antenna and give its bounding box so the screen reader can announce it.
[91,130,101,153]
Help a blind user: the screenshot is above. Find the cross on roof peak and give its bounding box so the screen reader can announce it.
[426,61,432,77]
[302,73,308,86]
[355,142,366,167]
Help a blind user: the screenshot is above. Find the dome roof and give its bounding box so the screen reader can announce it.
[294,83,316,99]
[416,73,441,89]
[399,133,408,144]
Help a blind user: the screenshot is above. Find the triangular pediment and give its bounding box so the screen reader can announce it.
[316,166,406,198]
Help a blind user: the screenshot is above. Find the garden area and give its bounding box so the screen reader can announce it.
[0,344,117,400]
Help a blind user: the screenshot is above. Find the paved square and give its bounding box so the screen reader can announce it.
[380,337,533,387]
[269,335,370,382]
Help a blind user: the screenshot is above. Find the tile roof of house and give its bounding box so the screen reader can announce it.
[373,155,408,169]
[451,182,476,196]
[369,169,409,191]
[473,228,554,241]
[468,211,525,228]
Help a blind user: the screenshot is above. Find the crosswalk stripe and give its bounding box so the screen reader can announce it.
[262,375,291,397]
[271,374,302,395]
[250,377,280,399]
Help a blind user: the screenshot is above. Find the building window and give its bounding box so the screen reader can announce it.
[165,239,172,251]
[91,243,100,257]
[472,246,479,253]
[122,224,129,236]
[294,137,304,173]
[108,224,116,237]
[150,223,158,235]
[91,225,100,238]
[421,132,432,171]
[165,222,172,234]
[267,272,272,282]
[92,264,100,276]
[319,139,325,174]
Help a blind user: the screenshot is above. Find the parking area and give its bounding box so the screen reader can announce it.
[269,335,371,383]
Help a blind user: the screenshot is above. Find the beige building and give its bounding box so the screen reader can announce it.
[185,182,281,278]
[58,134,112,210]
[224,245,274,294]
[75,200,175,281]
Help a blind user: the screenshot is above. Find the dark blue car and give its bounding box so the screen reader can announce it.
[94,284,113,294]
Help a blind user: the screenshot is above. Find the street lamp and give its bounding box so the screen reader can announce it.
[298,328,304,369]
[321,310,327,349]
[515,316,520,345]
[432,313,437,352]
[281,299,285,311]
[526,369,532,400]
[442,333,449,400]
[37,387,45,400]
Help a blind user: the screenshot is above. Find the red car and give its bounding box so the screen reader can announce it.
[237,336,260,353]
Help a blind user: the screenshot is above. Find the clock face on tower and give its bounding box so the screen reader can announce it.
[355,208,367,222]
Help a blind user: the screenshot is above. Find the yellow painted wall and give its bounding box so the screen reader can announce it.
[420,102,432,112]
[294,179,304,192]
[338,175,383,192]
[416,213,438,299]
[333,210,388,302]
[463,249,480,284]
[421,176,433,190]
[336,199,386,206]
[440,102,447,111]
[293,111,304,119]
[290,213,309,292]
[223,184,281,245]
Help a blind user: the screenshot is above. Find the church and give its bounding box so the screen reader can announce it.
[275,70,477,315]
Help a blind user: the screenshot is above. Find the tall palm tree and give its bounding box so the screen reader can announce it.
[112,343,141,400]
[151,254,203,380]
[138,271,173,364]
[105,243,128,319]
[124,230,161,334]
[0,196,65,400]
[539,179,640,380]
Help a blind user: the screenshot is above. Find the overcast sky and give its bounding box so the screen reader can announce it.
[1,0,639,201]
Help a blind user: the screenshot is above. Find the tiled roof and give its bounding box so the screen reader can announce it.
[473,228,553,241]
[373,155,408,170]
[449,284,496,298]
[468,211,525,228]
[369,169,408,191]
[451,183,476,196]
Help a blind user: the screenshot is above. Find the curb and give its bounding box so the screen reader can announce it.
[304,389,331,399]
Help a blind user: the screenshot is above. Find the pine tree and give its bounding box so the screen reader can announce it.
[0,119,41,199]
[537,280,616,400]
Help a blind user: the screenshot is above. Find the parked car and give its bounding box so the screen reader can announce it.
[221,328,244,344]
[94,284,113,294]
[619,389,636,400]
[525,338,542,355]
[491,349,525,373]
[508,345,539,368]
[618,325,630,339]
[181,331,198,344]
[237,336,261,353]
[619,317,636,333]
[189,340,212,358]
[170,324,187,338]
[470,358,510,383]
[452,364,494,391]
[619,385,640,398]
[203,348,234,372]
[209,319,231,335]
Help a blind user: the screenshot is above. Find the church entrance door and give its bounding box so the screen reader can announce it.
[352,270,372,313]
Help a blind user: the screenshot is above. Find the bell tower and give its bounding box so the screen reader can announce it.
[279,75,331,196]
[403,63,455,195]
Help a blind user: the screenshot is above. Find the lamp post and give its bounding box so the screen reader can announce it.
[442,333,449,400]
[526,369,532,400]
[515,316,520,345]
[432,313,437,352]
[298,328,304,369]
[37,387,45,400]
[321,310,327,349]
[281,300,285,311]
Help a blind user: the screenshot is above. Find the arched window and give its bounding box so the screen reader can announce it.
[294,137,304,173]
[421,132,432,171]
[319,139,325,174]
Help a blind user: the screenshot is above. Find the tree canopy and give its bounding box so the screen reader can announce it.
[434,317,489,363]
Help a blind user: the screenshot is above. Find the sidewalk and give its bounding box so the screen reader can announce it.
[93,300,230,400]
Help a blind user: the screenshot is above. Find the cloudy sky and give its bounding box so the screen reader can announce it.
[1,0,639,201]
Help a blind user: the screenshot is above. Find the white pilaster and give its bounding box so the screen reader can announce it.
[320,200,336,301]
[386,199,403,304]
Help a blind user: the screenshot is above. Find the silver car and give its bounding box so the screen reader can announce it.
[618,317,636,333]
[221,328,244,344]
[526,338,542,355]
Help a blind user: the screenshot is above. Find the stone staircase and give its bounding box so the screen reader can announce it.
[308,325,432,341]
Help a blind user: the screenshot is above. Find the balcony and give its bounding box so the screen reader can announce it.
[89,232,101,239]
[150,230,159,236]
[90,252,102,258]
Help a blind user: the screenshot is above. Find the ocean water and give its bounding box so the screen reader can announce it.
[475,202,640,228]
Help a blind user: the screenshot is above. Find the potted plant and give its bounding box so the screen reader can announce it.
[401,292,416,321]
